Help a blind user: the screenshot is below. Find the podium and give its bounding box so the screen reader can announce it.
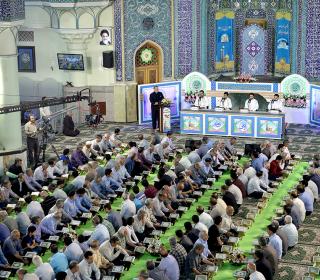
[158,104,171,133]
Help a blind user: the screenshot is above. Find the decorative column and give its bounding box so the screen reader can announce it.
[0,21,26,173]
[57,29,96,87]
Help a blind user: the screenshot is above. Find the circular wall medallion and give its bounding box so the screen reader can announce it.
[140,48,153,64]
[281,74,308,99]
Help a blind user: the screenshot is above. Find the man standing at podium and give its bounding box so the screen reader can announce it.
[268,94,283,112]
[244,93,259,112]
[150,86,164,131]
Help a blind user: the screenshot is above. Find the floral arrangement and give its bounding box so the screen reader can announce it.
[161,98,171,106]
[284,97,307,108]
[184,90,203,104]
[233,73,257,83]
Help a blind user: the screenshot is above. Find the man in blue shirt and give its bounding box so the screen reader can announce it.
[64,191,82,218]
[87,215,110,245]
[91,175,114,199]
[2,230,24,264]
[0,246,9,268]
[104,203,123,231]
[75,188,91,213]
[297,185,313,215]
[251,151,264,172]
[50,244,68,274]
[39,211,62,237]
[102,169,122,191]
[267,224,282,260]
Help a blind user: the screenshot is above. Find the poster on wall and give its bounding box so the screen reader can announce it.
[310,85,320,125]
[205,115,228,135]
[162,107,171,132]
[180,114,203,134]
[215,10,235,72]
[138,82,181,124]
[275,11,291,74]
[99,28,112,46]
[231,116,255,137]
[257,117,283,139]
[17,46,36,72]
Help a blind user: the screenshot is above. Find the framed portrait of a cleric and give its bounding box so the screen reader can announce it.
[231,115,255,137]
[17,46,36,72]
[99,28,112,46]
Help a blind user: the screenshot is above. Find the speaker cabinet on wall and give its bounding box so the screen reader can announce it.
[103,51,114,68]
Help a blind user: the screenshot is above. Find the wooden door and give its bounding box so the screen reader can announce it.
[136,66,159,84]
[147,66,158,84]
[137,69,147,85]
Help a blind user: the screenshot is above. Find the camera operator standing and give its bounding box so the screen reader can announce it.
[24,115,39,167]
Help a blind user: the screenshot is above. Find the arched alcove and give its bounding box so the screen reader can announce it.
[134,41,163,85]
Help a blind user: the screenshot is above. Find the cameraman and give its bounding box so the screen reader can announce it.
[24,115,39,167]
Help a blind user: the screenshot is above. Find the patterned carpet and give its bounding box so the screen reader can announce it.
[274,209,320,280]
[42,121,320,162]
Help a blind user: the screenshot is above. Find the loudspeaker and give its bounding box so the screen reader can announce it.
[102,51,114,68]
[244,144,261,156]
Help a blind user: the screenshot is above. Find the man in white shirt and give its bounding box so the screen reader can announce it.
[152,193,169,219]
[244,93,259,112]
[219,92,232,110]
[120,193,136,221]
[100,236,128,262]
[91,134,104,153]
[247,173,266,199]
[79,251,101,280]
[138,134,150,150]
[82,141,98,160]
[55,158,69,175]
[291,191,306,222]
[194,90,210,109]
[268,94,283,112]
[247,262,266,280]
[226,179,243,206]
[210,197,227,219]
[154,142,170,160]
[66,261,81,280]
[221,206,237,233]
[33,163,49,184]
[32,255,55,280]
[192,215,208,233]
[281,215,298,248]
[197,206,213,229]
[161,131,175,152]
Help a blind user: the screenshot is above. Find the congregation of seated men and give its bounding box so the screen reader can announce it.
[1,128,316,280]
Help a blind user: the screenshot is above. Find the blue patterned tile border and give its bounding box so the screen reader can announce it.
[214,82,277,93]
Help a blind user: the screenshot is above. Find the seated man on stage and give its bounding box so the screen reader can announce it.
[244,93,259,112]
[194,90,210,109]
[219,92,232,110]
[268,94,283,112]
